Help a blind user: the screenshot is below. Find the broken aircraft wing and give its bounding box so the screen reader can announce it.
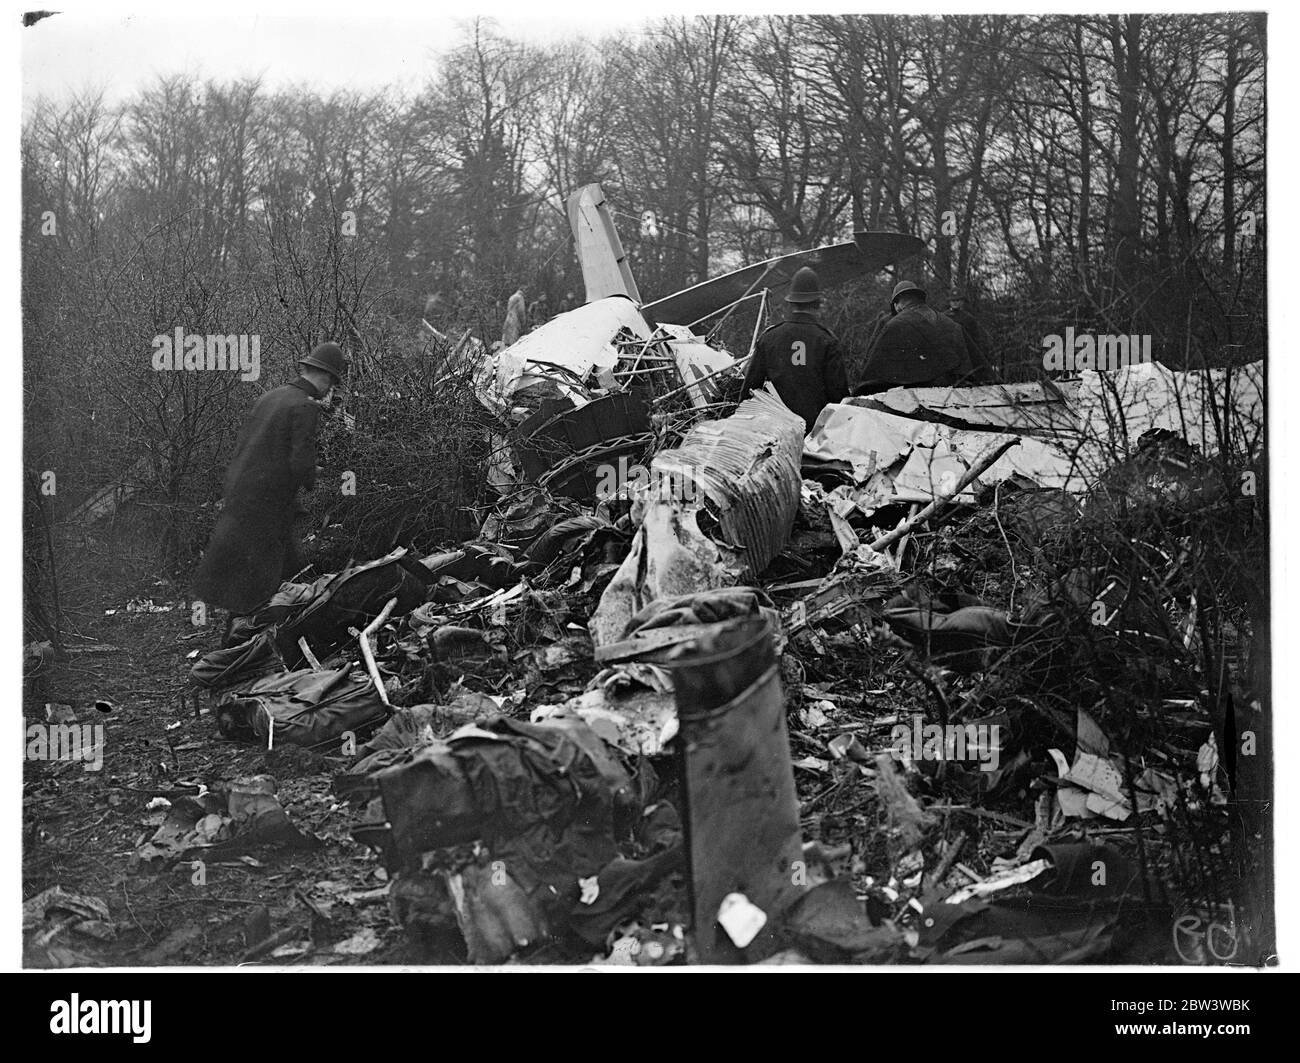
[642,231,925,327]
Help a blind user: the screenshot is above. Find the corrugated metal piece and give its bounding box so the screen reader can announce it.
[652,386,806,579]
[588,387,804,648]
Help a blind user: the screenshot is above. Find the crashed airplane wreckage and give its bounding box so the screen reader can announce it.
[476,183,926,498]
[186,185,1264,964]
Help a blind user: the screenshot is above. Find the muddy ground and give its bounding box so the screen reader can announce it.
[22,573,961,966]
[22,589,426,967]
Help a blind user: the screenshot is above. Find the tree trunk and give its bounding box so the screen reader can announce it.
[1222,29,1238,272]
[1109,14,1144,320]
[1074,18,1093,295]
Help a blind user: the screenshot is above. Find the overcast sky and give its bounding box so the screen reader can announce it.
[21,3,1187,110]
[20,10,653,109]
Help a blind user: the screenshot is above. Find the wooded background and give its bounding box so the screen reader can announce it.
[22,13,1266,602]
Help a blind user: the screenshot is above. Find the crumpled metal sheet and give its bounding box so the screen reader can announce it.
[891,432,1085,501]
[804,402,1086,502]
[1071,360,1263,478]
[804,402,921,481]
[657,322,737,409]
[474,296,652,419]
[807,362,1262,506]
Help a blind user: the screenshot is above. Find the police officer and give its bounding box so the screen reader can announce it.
[194,342,348,630]
[742,266,849,431]
[853,280,976,394]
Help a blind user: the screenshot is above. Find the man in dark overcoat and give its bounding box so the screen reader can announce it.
[853,281,976,394]
[194,343,348,622]
[742,266,850,431]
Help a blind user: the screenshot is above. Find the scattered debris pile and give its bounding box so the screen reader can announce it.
[178,347,1264,965]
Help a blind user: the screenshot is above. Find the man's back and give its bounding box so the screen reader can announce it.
[196,367,334,615]
[855,304,974,392]
[743,312,849,429]
[223,379,321,508]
